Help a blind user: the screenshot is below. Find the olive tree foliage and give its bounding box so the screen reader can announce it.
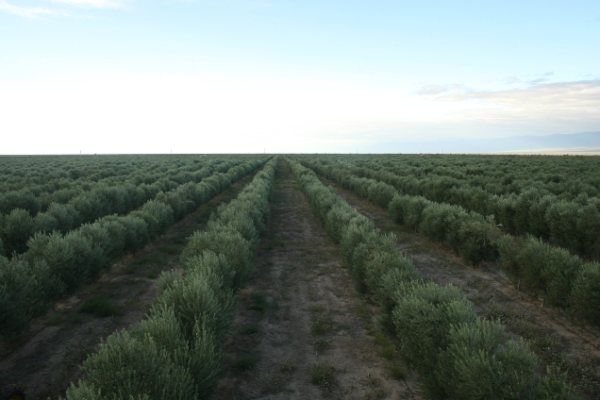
[64,158,276,400]
[0,158,265,339]
[306,158,597,326]
[0,208,35,255]
[288,159,575,399]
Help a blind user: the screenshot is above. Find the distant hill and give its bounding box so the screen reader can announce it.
[368,131,600,154]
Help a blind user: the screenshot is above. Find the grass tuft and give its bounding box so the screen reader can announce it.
[310,362,336,389]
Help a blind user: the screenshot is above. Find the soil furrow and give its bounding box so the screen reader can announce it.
[216,162,422,400]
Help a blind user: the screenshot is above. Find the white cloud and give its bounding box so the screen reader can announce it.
[414,79,600,124]
[436,80,600,122]
[0,0,61,18]
[0,0,126,18]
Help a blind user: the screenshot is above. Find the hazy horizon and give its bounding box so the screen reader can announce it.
[1,1,599,154]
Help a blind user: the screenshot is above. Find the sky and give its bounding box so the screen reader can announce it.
[0,0,599,153]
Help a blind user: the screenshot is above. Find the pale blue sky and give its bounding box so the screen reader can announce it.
[1,1,599,153]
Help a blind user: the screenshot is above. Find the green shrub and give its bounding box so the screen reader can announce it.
[514,189,541,235]
[0,189,39,215]
[181,228,251,284]
[494,196,517,233]
[156,269,183,293]
[510,236,582,306]
[453,219,500,264]
[388,194,407,223]
[376,267,421,310]
[96,218,128,257]
[388,195,430,228]
[535,368,581,400]
[496,234,520,276]
[363,242,417,297]
[131,200,174,237]
[117,215,150,251]
[392,283,476,373]
[64,382,112,400]
[136,306,221,393]
[185,251,237,299]
[1,208,35,254]
[325,203,353,242]
[155,262,233,340]
[420,203,468,243]
[527,194,553,238]
[156,190,194,220]
[339,218,380,288]
[339,216,375,258]
[77,223,112,266]
[0,258,59,336]
[26,231,90,292]
[545,201,581,254]
[34,212,60,234]
[438,319,538,400]
[209,213,259,248]
[576,204,600,258]
[569,262,600,325]
[74,324,198,399]
[46,202,81,231]
[366,181,396,207]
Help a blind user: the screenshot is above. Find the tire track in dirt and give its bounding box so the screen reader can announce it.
[216,162,422,400]
[0,175,255,400]
[325,179,600,400]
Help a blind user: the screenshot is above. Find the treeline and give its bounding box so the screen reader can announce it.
[0,160,236,256]
[62,158,276,399]
[303,160,599,326]
[288,159,577,400]
[0,159,266,339]
[334,160,600,260]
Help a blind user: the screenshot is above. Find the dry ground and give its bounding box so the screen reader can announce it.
[216,162,422,400]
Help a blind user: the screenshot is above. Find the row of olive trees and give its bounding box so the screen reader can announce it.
[305,160,599,326]
[344,160,600,259]
[353,154,600,197]
[0,160,237,256]
[0,159,264,338]
[289,159,576,400]
[63,158,277,399]
[0,155,238,216]
[0,156,202,214]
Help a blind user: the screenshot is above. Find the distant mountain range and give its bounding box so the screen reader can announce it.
[368,131,600,154]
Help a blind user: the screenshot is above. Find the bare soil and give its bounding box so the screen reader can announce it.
[326,179,600,400]
[0,175,254,400]
[216,162,423,400]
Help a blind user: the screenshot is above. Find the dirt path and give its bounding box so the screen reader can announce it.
[324,179,600,400]
[216,162,422,400]
[0,175,254,400]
